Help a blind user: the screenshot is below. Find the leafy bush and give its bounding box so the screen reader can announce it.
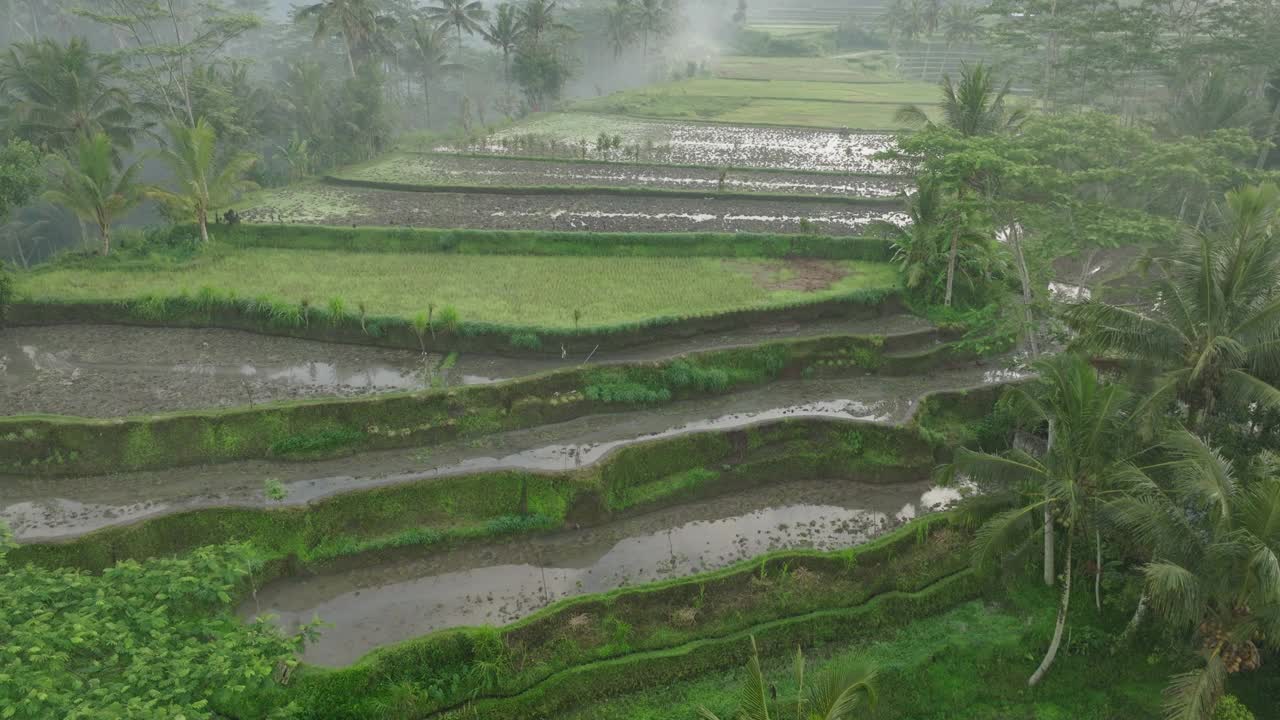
[268,427,365,456]
[509,331,542,350]
[1214,696,1256,720]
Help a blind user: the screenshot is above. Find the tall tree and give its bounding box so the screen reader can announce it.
[425,0,487,55]
[868,177,948,297]
[942,3,984,47]
[518,0,571,48]
[295,0,393,77]
[896,62,1027,137]
[1064,183,1280,431]
[404,20,465,126]
[0,138,42,225]
[481,3,525,83]
[1109,433,1280,720]
[43,133,145,255]
[147,118,257,244]
[605,0,637,60]
[948,352,1144,686]
[634,0,672,58]
[0,38,140,155]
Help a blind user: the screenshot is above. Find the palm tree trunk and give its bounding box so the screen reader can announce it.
[1094,529,1102,612]
[198,208,209,243]
[1258,93,1280,171]
[1113,592,1148,653]
[99,220,111,256]
[344,34,357,78]
[1044,419,1055,587]
[1029,538,1071,686]
[1008,222,1039,357]
[944,225,959,307]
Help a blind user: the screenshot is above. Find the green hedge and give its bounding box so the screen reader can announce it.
[0,332,972,477]
[319,174,903,207]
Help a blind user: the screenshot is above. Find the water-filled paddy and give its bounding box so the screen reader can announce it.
[445,113,906,174]
[1,315,934,417]
[242,478,968,666]
[2,361,1027,541]
[338,154,908,197]
[233,184,905,233]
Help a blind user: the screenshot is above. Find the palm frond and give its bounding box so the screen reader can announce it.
[1161,654,1226,720]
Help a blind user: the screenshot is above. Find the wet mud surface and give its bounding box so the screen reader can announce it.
[239,186,905,234]
[342,154,909,198]
[242,478,967,666]
[460,114,906,174]
[2,359,1027,541]
[0,315,934,417]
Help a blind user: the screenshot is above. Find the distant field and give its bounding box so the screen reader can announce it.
[18,249,899,328]
[572,76,938,129]
[716,54,904,83]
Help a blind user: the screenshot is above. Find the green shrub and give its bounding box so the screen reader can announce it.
[268,427,365,456]
[1214,696,1256,720]
[438,305,461,334]
[510,331,542,350]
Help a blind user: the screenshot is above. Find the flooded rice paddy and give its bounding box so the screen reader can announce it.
[1,315,935,417]
[341,154,908,198]
[242,477,969,666]
[444,113,905,174]
[1,359,1027,541]
[239,185,905,233]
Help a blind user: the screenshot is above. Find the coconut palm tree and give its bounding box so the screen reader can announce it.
[896,62,1027,137]
[0,37,139,155]
[43,133,145,256]
[946,352,1145,686]
[146,118,257,244]
[425,0,487,54]
[1108,433,1280,720]
[404,20,466,126]
[482,3,525,83]
[868,178,947,296]
[941,3,983,47]
[1164,70,1254,139]
[1063,183,1280,432]
[605,0,637,60]
[518,0,571,48]
[698,637,877,720]
[295,0,393,77]
[634,0,672,58]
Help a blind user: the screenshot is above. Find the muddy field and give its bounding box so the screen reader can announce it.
[2,359,1029,541]
[436,113,906,174]
[1,315,934,417]
[239,185,905,233]
[339,153,908,198]
[244,477,966,665]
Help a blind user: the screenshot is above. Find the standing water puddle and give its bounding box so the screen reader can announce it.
[242,478,967,666]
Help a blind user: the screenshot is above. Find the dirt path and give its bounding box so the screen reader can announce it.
[1,314,934,417]
[2,360,1027,542]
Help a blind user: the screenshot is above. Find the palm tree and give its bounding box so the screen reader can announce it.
[869,178,946,295]
[634,0,671,59]
[605,1,637,60]
[425,0,487,55]
[1164,70,1253,139]
[941,3,983,47]
[518,0,571,48]
[1108,433,1280,720]
[880,0,924,46]
[947,352,1144,686]
[896,62,1027,137]
[404,20,466,127]
[295,0,393,77]
[482,3,525,83]
[0,37,139,155]
[698,637,877,720]
[1063,183,1280,432]
[43,133,145,255]
[147,118,257,244]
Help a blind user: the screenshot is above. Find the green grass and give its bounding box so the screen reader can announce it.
[721,52,901,82]
[16,247,899,327]
[572,77,940,129]
[560,588,1177,720]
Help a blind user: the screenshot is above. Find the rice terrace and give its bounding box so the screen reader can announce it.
[1,1,1278,720]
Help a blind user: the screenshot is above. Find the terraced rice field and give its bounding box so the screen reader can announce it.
[16,247,899,327]
[335,154,908,197]
[233,183,907,233]
[450,113,906,174]
[714,54,900,83]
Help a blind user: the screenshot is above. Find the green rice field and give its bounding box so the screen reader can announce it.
[17,248,900,328]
